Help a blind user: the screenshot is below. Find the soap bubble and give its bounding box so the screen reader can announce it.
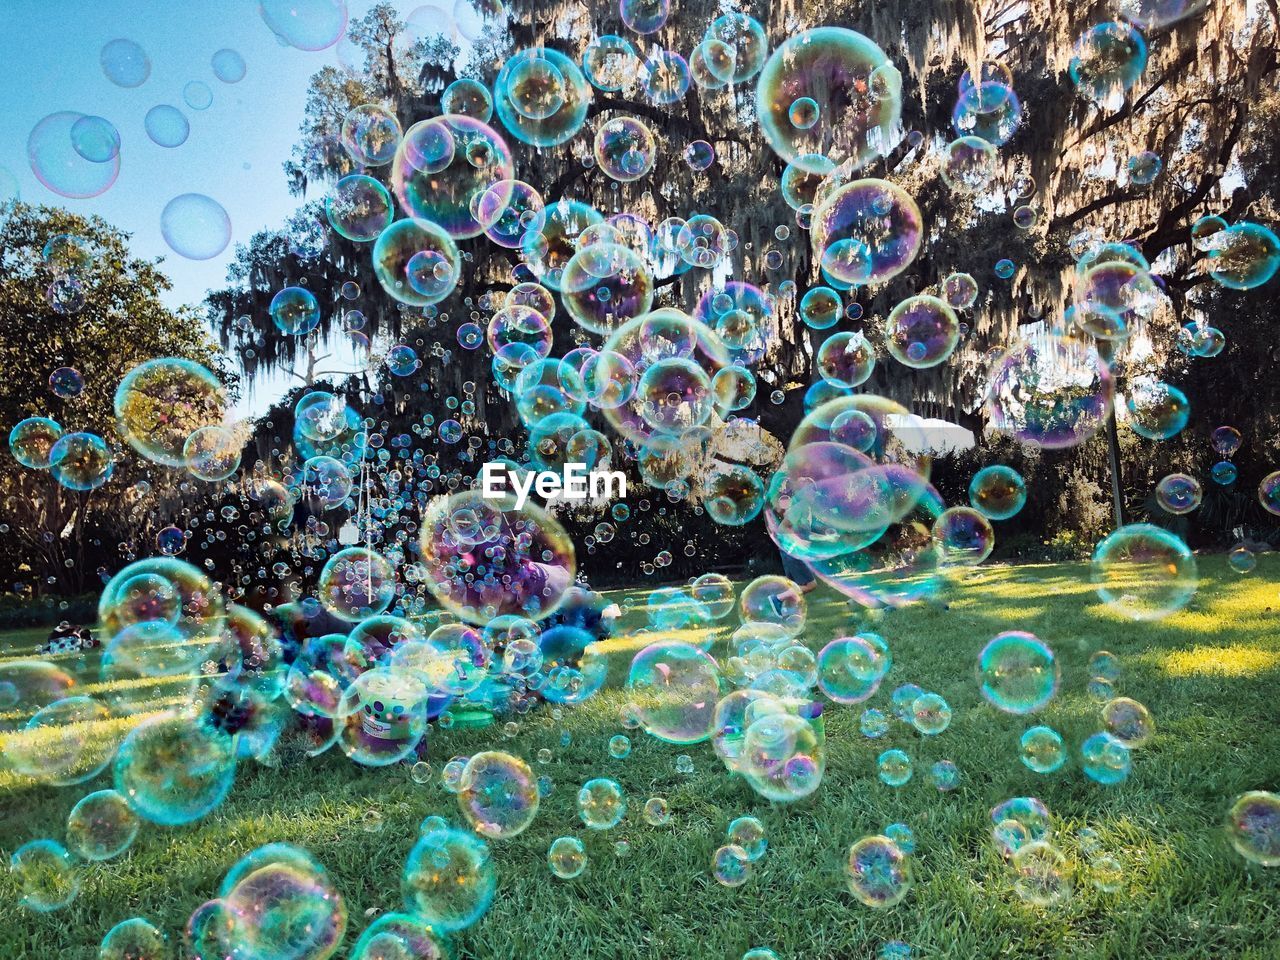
[817,635,886,704]
[846,835,912,907]
[885,292,960,369]
[1012,841,1072,905]
[1020,726,1066,773]
[977,631,1058,714]
[114,711,236,825]
[66,789,140,861]
[391,115,513,238]
[161,194,232,260]
[1091,524,1196,620]
[1125,380,1189,440]
[495,47,591,148]
[10,839,81,912]
[318,547,396,621]
[1155,473,1202,515]
[145,104,190,148]
[402,826,495,931]
[4,694,117,785]
[969,465,1026,520]
[548,836,587,878]
[70,116,121,163]
[628,641,722,744]
[326,174,393,242]
[101,38,150,87]
[1207,222,1280,290]
[985,336,1113,450]
[99,918,166,960]
[756,28,901,173]
[342,103,403,167]
[48,432,114,491]
[713,844,752,886]
[259,0,348,50]
[1226,791,1280,866]
[419,489,575,623]
[372,217,461,306]
[742,710,825,802]
[457,751,540,838]
[878,749,912,786]
[727,816,768,861]
[9,417,63,469]
[212,49,246,83]
[578,777,626,829]
[940,136,998,193]
[1081,732,1132,785]
[1069,22,1148,104]
[28,112,120,198]
[812,178,923,286]
[1101,697,1154,748]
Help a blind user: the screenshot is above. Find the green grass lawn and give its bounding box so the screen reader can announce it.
[2,557,1279,959]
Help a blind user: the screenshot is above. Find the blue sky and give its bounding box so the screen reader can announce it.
[0,0,434,412]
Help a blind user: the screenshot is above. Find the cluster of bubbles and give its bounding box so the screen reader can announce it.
[6,0,1280,955]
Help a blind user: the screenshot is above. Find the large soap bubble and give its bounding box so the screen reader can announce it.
[811,178,923,286]
[984,336,1113,450]
[1091,523,1197,620]
[115,358,227,466]
[391,115,513,238]
[627,640,723,744]
[161,194,232,260]
[494,47,592,148]
[372,217,461,306]
[402,826,496,932]
[419,490,575,623]
[28,112,121,199]
[756,28,901,173]
[113,711,236,825]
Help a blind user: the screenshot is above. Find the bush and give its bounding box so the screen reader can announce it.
[0,593,98,630]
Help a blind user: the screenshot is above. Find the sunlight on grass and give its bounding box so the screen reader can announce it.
[1159,643,1280,678]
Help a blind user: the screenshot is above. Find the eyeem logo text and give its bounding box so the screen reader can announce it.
[480,462,627,509]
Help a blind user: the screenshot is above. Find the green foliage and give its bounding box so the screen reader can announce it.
[0,203,234,592]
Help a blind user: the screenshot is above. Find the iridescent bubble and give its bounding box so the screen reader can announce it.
[817,331,876,388]
[161,193,232,260]
[9,417,64,469]
[101,38,150,86]
[578,777,626,829]
[98,917,166,960]
[419,490,575,623]
[391,115,512,238]
[494,47,591,148]
[457,750,540,839]
[940,136,997,193]
[1258,472,1280,515]
[969,465,1026,520]
[878,749,912,786]
[1081,732,1132,785]
[1070,22,1147,104]
[1102,697,1154,748]
[642,50,691,105]
[442,77,494,122]
[1226,791,1280,867]
[28,112,120,198]
[911,692,952,735]
[48,431,114,491]
[114,712,235,825]
[885,295,959,368]
[582,35,639,92]
[342,103,403,167]
[326,174,393,242]
[594,116,656,182]
[10,839,81,912]
[562,243,654,334]
[66,789,140,861]
[1092,524,1196,620]
[742,710,825,802]
[985,336,1114,449]
[318,547,395,622]
[145,104,190,148]
[70,115,121,163]
[1013,841,1073,905]
[628,641,722,744]
[756,27,901,173]
[1020,726,1066,774]
[548,836,587,878]
[372,218,461,306]
[727,816,768,861]
[812,179,923,285]
[621,0,669,34]
[259,0,348,50]
[212,49,246,83]
[846,836,912,907]
[1153,472,1200,514]
[977,631,1058,714]
[1211,460,1238,485]
[1208,222,1280,290]
[952,79,1022,145]
[817,636,885,704]
[712,844,752,886]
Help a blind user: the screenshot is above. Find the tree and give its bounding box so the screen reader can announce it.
[0,204,235,594]
[205,1,1280,575]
